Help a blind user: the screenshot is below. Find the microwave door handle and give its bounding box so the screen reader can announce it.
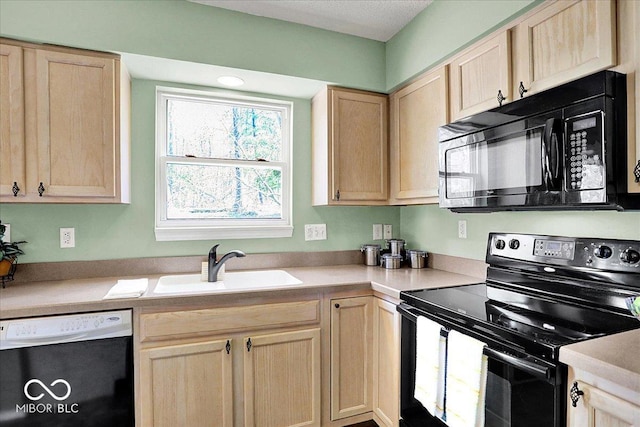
[543,118,562,184]
[541,126,552,189]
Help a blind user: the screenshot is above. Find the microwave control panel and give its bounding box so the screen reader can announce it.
[564,112,605,192]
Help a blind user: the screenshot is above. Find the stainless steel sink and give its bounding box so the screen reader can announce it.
[153,270,303,294]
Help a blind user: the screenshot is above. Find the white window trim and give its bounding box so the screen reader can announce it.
[154,86,294,241]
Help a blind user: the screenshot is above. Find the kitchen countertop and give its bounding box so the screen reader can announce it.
[560,328,640,397]
[0,264,482,319]
[2,262,638,396]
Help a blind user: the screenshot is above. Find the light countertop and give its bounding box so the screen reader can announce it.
[0,264,482,319]
[2,262,638,394]
[560,328,640,396]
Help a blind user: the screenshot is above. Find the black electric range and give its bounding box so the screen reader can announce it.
[398,232,640,427]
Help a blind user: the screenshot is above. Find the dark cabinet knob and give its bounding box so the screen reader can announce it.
[519,81,528,98]
[334,303,340,309]
[497,90,505,106]
[570,382,584,407]
[37,182,45,196]
[12,182,20,197]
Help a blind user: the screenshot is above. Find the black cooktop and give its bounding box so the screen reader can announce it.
[401,282,639,360]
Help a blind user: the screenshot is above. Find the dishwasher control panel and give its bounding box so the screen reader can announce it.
[0,310,132,350]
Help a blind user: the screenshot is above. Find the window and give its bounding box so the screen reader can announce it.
[155,87,293,241]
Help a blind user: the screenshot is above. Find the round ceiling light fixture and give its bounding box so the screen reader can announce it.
[217,75,245,87]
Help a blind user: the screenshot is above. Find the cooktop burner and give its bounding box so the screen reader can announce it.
[400,233,640,361]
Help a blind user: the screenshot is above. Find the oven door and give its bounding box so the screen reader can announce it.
[398,303,566,427]
[438,111,564,211]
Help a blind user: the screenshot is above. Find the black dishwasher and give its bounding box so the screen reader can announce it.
[0,310,134,426]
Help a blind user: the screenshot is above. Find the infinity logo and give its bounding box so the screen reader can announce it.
[24,379,72,401]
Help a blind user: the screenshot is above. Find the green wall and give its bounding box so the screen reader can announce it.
[1,0,639,264]
[0,0,386,92]
[389,1,640,260]
[0,80,400,263]
[385,0,540,90]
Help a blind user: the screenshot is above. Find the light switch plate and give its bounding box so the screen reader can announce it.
[373,224,383,240]
[383,224,393,240]
[304,224,327,241]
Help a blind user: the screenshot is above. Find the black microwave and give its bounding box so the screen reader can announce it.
[438,70,639,212]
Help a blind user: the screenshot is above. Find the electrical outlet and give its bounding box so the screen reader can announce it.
[458,220,467,239]
[304,224,327,241]
[383,224,393,240]
[60,228,75,248]
[2,224,9,242]
[373,224,383,240]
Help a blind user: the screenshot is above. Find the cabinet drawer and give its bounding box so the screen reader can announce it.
[140,300,320,342]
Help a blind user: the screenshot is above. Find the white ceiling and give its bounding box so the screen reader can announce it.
[189,0,433,42]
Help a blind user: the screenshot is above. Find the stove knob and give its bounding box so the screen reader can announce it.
[594,245,613,259]
[495,239,506,250]
[509,239,520,250]
[620,249,640,264]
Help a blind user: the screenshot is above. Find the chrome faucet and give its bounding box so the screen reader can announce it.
[208,244,246,282]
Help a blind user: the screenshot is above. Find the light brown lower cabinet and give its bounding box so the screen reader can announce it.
[244,329,321,427]
[372,298,401,427]
[567,367,640,427]
[330,296,374,420]
[139,339,234,427]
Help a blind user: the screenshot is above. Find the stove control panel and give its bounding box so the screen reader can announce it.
[489,233,640,272]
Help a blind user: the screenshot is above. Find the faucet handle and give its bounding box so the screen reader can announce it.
[209,244,220,259]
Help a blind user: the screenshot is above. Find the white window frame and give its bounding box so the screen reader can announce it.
[154,86,294,241]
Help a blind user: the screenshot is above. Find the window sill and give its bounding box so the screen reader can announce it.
[154,225,294,241]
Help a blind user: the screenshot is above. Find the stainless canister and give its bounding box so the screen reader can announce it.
[361,244,381,266]
[407,250,428,269]
[387,239,406,256]
[380,253,403,269]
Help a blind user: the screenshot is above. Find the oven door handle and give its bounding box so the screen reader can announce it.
[483,347,552,381]
[398,303,553,381]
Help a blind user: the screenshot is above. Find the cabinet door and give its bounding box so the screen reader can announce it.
[449,31,511,120]
[373,298,400,427]
[331,296,373,420]
[32,48,117,199]
[244,328,321,427]
[330,89,388,203]
[139,339,233,427]
[514,0,616,96]
[389,66,447,205]
[0,43,25,199]
[568,380,640,427]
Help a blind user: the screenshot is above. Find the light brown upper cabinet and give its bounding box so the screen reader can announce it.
[449,31,511,120]
[389,66,448,205]
[0,38,130,203]
[0,43,25,199]
[312,86,388,205]
[513,0,616,99]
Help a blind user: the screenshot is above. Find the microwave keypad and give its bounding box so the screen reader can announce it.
[567,117,604,191]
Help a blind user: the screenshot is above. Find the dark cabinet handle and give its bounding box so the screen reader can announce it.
[12,182,20,197]
[246,338,252,352]
[519,81,528,98]
[570,382,584,407]
[226,340,231,354]
[335,189,340,201]
[334,303,340,309]
[497,90,505,106]
[633,160,640,183]
[37,182,45,196]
